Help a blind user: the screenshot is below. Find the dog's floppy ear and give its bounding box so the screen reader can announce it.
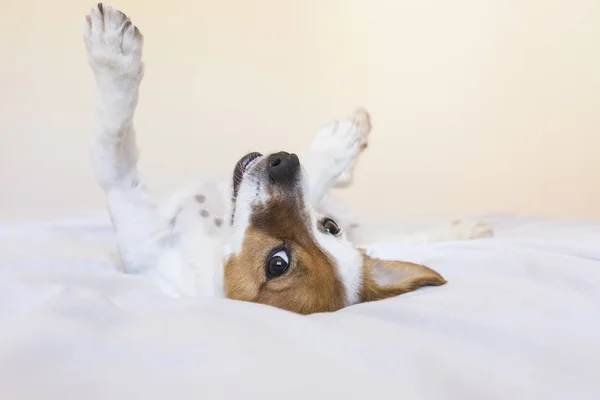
[359,250,447,303]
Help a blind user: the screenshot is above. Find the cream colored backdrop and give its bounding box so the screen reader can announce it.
[1,0,598,220]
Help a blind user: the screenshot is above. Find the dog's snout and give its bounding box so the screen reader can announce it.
[267,152,300,184]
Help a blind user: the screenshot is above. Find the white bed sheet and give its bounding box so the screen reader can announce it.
[0,214,599,399]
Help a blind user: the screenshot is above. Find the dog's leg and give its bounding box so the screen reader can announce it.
[302,108,371,205]
[419,219,494,242]
[357,218,494,245]
[82,4,165,268]
[331,108,371,189]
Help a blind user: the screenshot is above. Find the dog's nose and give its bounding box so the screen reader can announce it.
[267,151,300,184]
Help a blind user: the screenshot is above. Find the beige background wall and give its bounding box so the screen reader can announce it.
[1,0,598,220]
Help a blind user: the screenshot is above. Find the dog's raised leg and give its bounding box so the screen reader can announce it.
[362,218,494,245]
[331,108,371,189]
[302,108,371,205]
[83,4,165,270]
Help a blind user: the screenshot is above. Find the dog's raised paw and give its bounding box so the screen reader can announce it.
[313,116,362,161]
[82,3,144,81]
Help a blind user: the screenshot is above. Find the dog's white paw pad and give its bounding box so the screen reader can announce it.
[82,3,144,80]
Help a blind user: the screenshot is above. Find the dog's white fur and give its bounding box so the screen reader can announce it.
[82,4,492,301]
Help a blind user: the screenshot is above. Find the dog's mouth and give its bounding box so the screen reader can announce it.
[232,152,263,200]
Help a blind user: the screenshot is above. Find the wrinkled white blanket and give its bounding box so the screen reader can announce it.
[0,214,598,399]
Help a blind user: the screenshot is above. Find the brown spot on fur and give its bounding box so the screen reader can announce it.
[359,249,446,303]
[224,194,345,314]
[195,194,206,204]
[214,218,223,227]
[199,209,209,218]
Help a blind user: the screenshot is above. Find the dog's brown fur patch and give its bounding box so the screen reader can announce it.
[224,195,346,314]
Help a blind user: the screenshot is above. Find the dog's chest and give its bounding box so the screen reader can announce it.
[143,185,228,298]
[149,228,224,298]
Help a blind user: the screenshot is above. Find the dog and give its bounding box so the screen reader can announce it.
[82,4,492,314]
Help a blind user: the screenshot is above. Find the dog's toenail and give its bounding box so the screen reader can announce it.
[121,20,132,33]
[195,194,206,204]
[214,218,223,227]
[199,210,210,218]
[98,3,104,14]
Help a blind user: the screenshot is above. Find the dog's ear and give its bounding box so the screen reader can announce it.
[359,250,447,303]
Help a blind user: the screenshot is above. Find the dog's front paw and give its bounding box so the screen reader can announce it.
[333,107,372,187]
[82,3,144,85]
[308,113,367,180]
[451,219,494,240]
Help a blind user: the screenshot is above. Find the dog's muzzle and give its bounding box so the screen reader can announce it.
[231,151,301,201]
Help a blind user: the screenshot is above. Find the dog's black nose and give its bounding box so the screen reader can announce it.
[267,151,300,185]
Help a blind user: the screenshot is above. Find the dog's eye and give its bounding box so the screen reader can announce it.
[322,218,341,236]
[267,249,289,279]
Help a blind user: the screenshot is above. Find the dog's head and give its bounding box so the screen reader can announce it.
[221,151,446,314]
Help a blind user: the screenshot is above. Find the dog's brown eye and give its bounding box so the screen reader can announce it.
[267,249,289,278]
[322,218,341,236]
